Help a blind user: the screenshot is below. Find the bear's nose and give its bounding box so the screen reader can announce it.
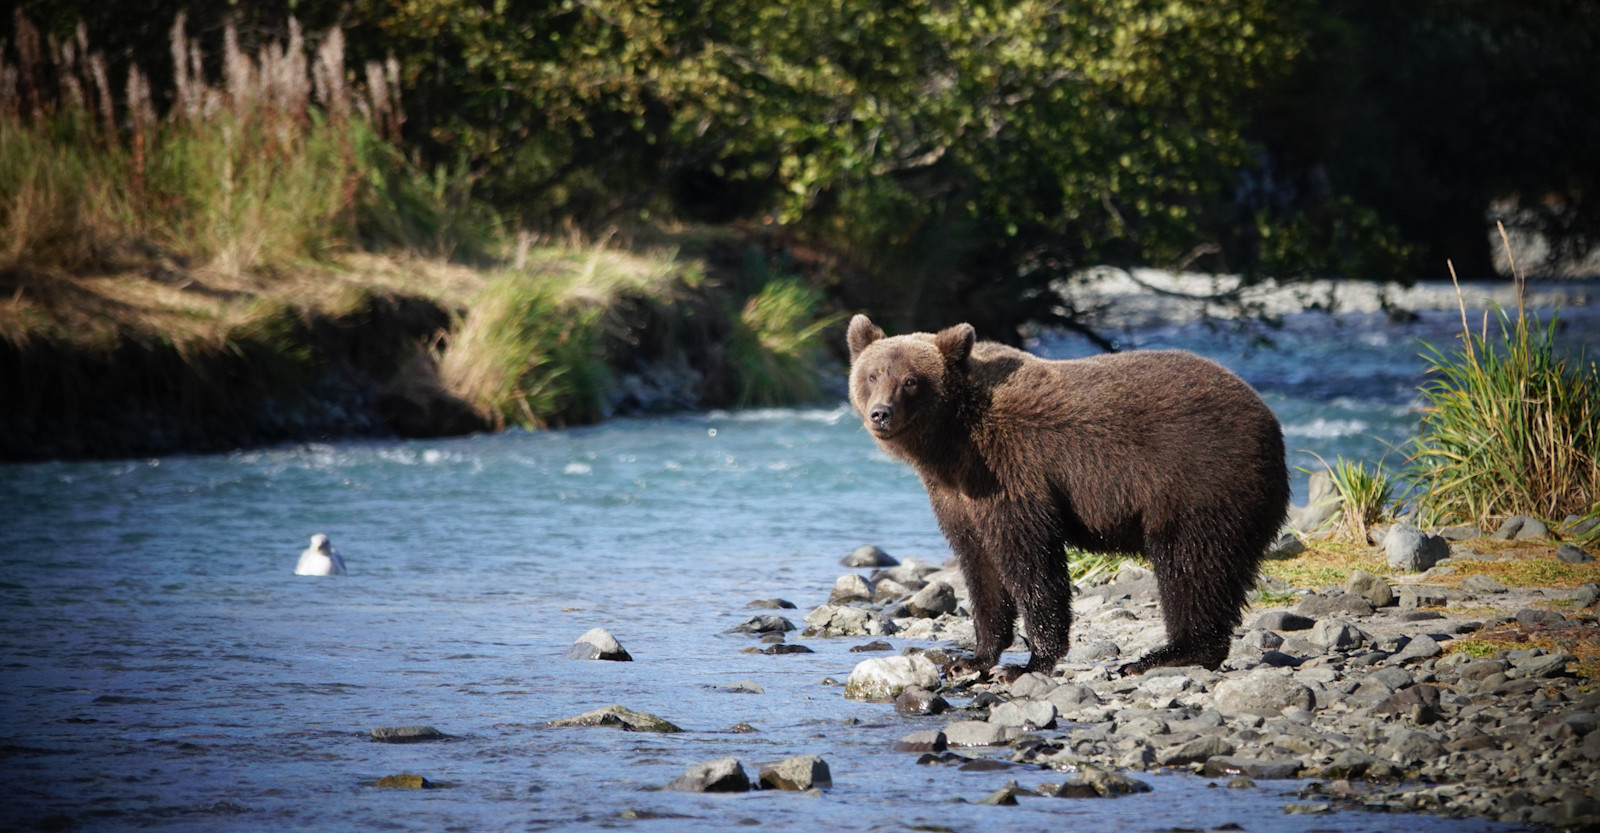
[869,404,893,427]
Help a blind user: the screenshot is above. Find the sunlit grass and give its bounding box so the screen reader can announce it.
[1260,541,1390,589]
[1447,622,1600,679]
[1407,229,1600,536]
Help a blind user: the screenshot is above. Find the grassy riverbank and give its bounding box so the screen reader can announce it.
[0,14,837,462]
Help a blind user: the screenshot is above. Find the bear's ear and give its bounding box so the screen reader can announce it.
[934,322,976,365]
[847,314,885,361]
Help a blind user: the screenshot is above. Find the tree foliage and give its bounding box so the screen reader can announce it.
[9,0,1598,336]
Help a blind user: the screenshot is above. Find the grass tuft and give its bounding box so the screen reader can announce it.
[726,277,836,407]
[1407,227,1600,534]
[1315,455,1398,543]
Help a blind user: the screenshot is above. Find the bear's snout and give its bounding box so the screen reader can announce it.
[868,404,894,430]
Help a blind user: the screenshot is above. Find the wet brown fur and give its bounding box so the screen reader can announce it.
[846,315,1289,676]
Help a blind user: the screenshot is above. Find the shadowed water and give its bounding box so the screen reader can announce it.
[6,285,1589,831]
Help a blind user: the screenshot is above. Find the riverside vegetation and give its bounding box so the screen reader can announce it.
[0,13,838,462]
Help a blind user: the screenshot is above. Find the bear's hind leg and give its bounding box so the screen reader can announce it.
[1128,535,1252,674]
[1009,553,1075,676]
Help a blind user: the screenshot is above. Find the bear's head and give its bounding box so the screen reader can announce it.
[846,314,975,444]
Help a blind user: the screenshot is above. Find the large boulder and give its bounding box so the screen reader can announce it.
[1212,670,1315,717]
[1385,525,1450,572]
[844,654,940,701]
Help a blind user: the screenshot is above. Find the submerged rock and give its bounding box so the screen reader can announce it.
[547,704,681,733]
[370,725,448,743]
[375,774,432,789]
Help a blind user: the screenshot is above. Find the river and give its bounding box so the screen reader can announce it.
[4,279,1593,832]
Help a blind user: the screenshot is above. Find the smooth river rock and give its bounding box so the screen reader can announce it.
[565,627,633,661]
[844,654,940,701]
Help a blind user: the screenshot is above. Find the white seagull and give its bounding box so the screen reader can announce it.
[295,534,348,576]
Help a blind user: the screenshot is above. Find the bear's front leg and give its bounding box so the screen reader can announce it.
[953,543,1017,674]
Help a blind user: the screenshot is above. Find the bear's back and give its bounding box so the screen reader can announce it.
[968,346,1286,533]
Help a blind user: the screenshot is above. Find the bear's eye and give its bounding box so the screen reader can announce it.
[867,372,879,383]
[903,377,919,392]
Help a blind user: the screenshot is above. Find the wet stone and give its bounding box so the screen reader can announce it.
[894,686,950,716]
[758,754,831,791]
[764,643,813,655]
[547,704,682,733]
[944,720,1008,747]
[726,614,796,635]
[375,774,432,788]
[977,780,1029,805]
[565,627,633,661]
[844,654,940,701]
[989,699,1057,730]
[370,725,448,743]
[842,545,898,567]
[829,573,875,603]
[850,640,894,653]
[666,757,750,793]
[1157,735,1235,767]
[1201,756,1302,780]
[745,598,796,609]
[906,582,958,618]
[892,730,948,753]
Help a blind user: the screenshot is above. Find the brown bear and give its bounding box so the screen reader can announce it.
[846,314,1289,677]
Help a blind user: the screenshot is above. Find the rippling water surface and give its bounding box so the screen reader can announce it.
[7,288,1592,832]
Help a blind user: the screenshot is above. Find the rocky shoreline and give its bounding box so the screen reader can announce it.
[729,529,1600,830]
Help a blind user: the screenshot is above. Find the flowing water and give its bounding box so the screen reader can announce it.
[4,281,1595,832]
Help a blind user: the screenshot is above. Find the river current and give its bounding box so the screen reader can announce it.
[3,281,1594,832]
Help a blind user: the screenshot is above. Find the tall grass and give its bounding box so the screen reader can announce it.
[0,11,470,280]
[1322,456,1397,542]
[726,277,836,406]
[1408,226,1600,535]
[437,249,690,429]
